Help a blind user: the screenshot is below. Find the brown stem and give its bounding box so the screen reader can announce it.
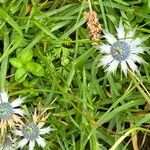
[131,131,139,150]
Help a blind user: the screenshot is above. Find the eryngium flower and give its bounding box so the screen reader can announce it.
[0,91,24,135]
[16,123,52,150]
[97,21,147,76]
[0,135,15,150]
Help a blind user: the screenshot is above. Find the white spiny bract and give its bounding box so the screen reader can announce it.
[16,123,52,150]
[97,21,147,76]
[0,91,24,135]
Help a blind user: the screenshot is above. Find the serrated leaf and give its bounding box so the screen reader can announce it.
[26,62,44,76]
[9,58,23,68]
[15,68,27,83]
[19,49,33,63]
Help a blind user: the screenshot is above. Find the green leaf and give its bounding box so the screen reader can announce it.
[19,49,33,63]
[15,68,27,82]
[0,8,23,38]
[9,58,23,68]
[26,62,44,76]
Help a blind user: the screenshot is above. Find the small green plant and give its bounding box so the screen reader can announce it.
[9,49,44,82]
[0,0,149,149]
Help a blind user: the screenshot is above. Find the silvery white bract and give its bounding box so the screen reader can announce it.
[0,91,24,135]
[0,135,15,150]
[97,21,147,76]
[16,123,52,150]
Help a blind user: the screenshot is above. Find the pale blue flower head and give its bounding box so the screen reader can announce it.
[97,20,147,76]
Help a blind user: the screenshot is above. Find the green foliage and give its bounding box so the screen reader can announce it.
[15,67,27,82]
[9,58,23,68]
[26,62,44,76]
[9,49,44,82]
[0,0,149,150]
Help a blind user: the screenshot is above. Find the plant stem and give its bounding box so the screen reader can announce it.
[87,0,92,11]
[0,27,9,91]
[128,69,150,104]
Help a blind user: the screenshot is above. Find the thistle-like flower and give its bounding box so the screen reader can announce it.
[0,91,24,135]
[16,109,53,150]
[0,135,15,150]
[97,21,147,76]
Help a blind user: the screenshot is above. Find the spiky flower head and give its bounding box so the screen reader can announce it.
[16,109,53,150]
[0,135,15,150]
[97,21,147,76]
[0,91,24,136]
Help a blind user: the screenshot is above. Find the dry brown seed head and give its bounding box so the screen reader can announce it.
[84,11,101,45]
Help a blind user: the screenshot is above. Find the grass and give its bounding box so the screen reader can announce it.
[0,0,150,149]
